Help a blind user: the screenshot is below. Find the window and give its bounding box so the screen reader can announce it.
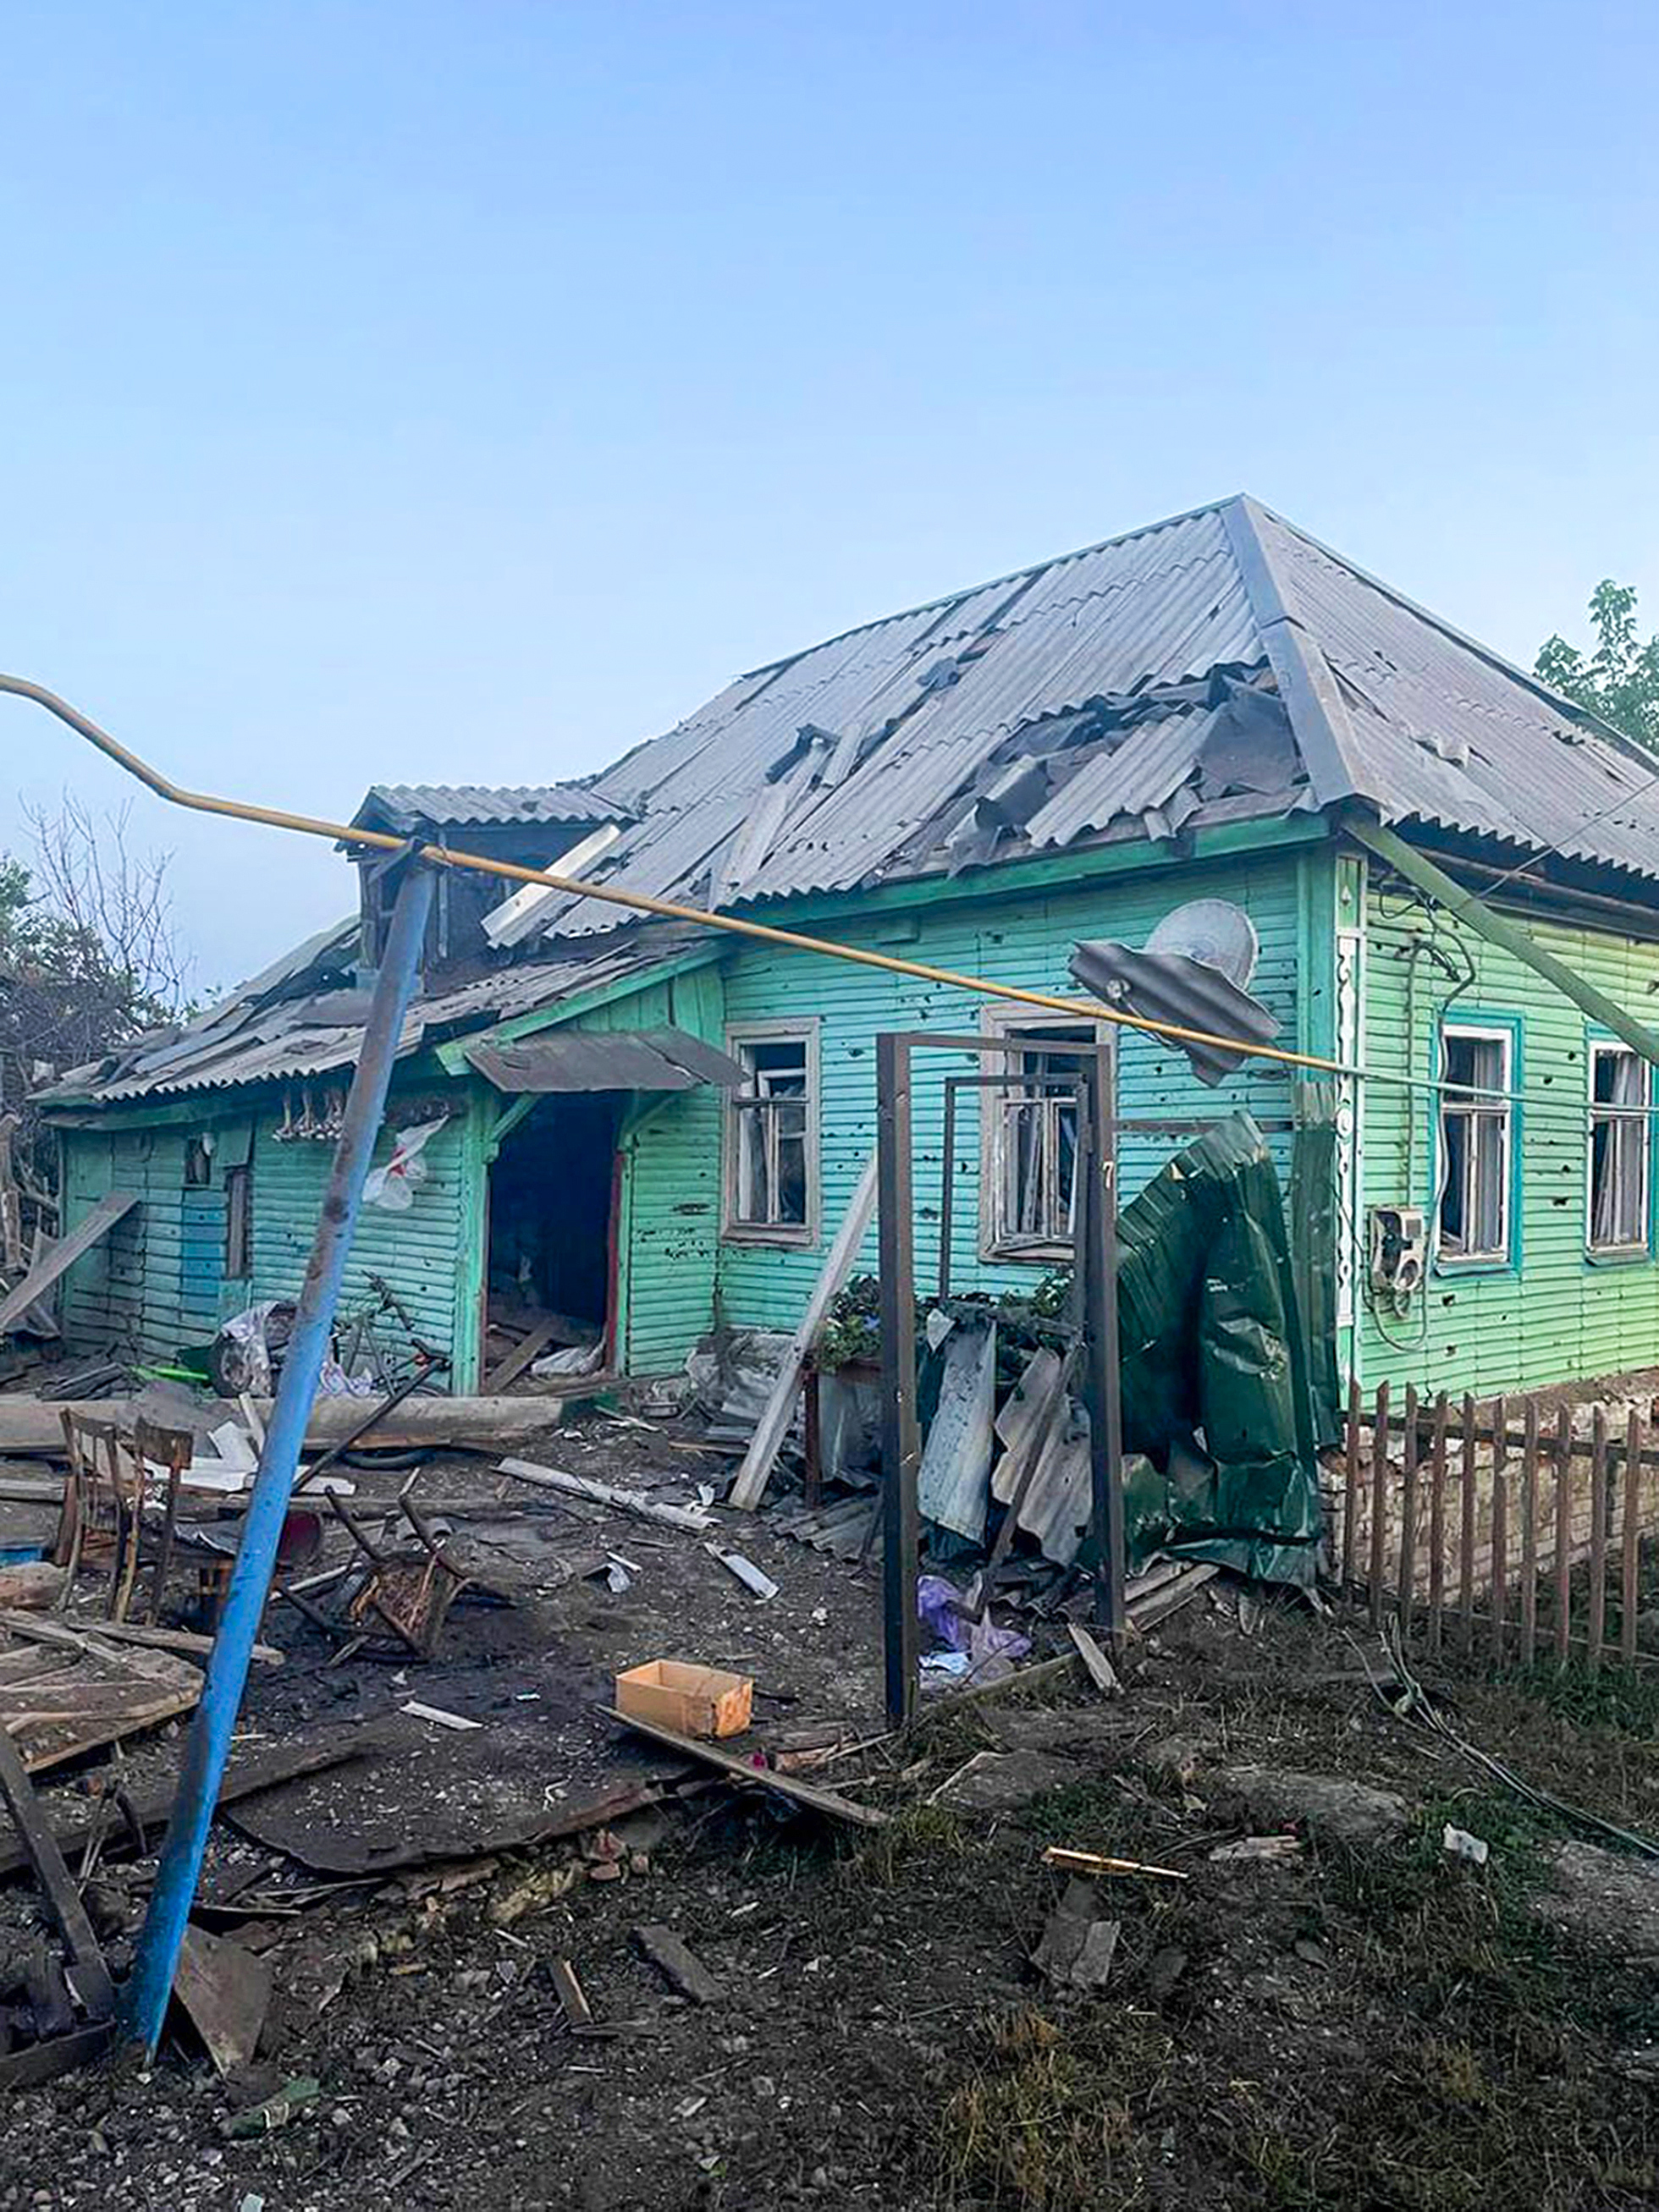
[725,1024,818,1242]
[985,1022,1091,1257]
[224,1164,253,1280]
[184,1136,212,1186]
[1588,1042,1651,1253]
[1437,1025,1513,1263]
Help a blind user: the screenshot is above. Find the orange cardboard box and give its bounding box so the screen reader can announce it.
[614,1659,753,1739]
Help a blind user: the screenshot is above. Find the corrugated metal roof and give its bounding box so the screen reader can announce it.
[41,935,691,1103]
[358,784,630,831]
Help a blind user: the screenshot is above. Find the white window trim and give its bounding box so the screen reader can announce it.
[978,1005,1101,1264]
[1586,1038,1651,1256]
[1436,1021,1514,1266]
[722,1018,821,1249]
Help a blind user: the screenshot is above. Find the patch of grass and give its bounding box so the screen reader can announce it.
[932,2004,1173,2211]
[1502,1657,1659,1737]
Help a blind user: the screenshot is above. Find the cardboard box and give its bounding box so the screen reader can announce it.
[615,1659,753,1740]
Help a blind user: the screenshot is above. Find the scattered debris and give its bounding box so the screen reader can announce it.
[499,1457,715,1532]
[1041,1846,1189,1882]
[1032,1878,1121,1989]
[1441,1822,1491,1868]
[400,1699,483,1731]
[223,2077,322,2140]
[547,1956,601,2033]
[603,1705,886,1829]
[634,1923,726,2006]
[704,1541,780,1602]
[1066,1620,1122,1696]
[174,1924,273,2077]
[1210,1834,1304,1864]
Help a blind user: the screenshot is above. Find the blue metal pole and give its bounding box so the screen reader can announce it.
[121,859,434,2053]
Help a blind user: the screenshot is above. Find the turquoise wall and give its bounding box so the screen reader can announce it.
[619,848,1314,1373]
[1358,864,1659,1397]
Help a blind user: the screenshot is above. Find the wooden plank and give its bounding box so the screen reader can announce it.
[1490,1395,1507,1665]
[1427,1394,1448,1657]
[1622,1408,1644,1667]
[1369,1380,1390,1627]
[0,1724,114,2019]
[0,1192,139,1337]
[728,1153,879,1510]
[1341,1374,1361,1591]
[1518,1399,1540,1665]
[1460,1394,1477,1654]
[1588,1406,1609,1673]
[1397,1384,1419,1637]
[1066,1621,1122,1697]
[633,1923,725,2005]
[1555,1405,1574,1666]
[0,1393,583,1459]
[0,1636,202,1775]
[600,1706,886,1829]
[173,1924,272,2076]
[483,1316,563,1393]
[0,1612,283,1668]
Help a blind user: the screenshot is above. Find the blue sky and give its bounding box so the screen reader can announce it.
[3,1,1656,987]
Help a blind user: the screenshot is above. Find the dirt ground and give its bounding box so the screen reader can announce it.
[3,1408,1659,2211]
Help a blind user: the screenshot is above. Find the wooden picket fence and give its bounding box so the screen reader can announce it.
[1332,1380,1659,1670]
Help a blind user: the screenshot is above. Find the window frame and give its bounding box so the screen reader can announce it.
[1433,1016,1519,1272]
[721,1018,821,1249]
[1585,1034,1653,1260]
[978,1008,1100,1264]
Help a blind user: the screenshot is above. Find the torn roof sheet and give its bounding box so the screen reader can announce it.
[356,783,631,833]
[526,495,1659,936]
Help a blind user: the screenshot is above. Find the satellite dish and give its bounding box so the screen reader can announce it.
[1070,898,1279,1088]
[1144,899,1261,987]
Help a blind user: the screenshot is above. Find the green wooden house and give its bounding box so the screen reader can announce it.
[37,497,1659,1403]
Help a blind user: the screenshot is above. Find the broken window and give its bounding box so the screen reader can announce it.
[987,1024,1090,1257]
[224,1163,253,1280]
[1589,1041,1651,1252]
[725,1026,817,1241]
[1437,1026,1513,1263]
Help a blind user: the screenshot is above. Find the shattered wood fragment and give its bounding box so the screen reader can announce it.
[499,1458,714,1532]
[704,1542,780,1602]
[633,1923,725,2006]
[1033,1879,1121,1990]
[548,1956,596,2031]
[400,1700,483,1731]
[1210,1835,1304,1864]
[1066,1621,1122,1696]
[601,1706,886,1829]
[174,1924,273,2077]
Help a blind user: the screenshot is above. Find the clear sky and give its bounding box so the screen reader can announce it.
[3,0,1656,991]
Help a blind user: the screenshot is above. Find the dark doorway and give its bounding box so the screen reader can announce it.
[485,1094,623,1374]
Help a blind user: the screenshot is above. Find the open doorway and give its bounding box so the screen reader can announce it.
[483,1094,623,1384]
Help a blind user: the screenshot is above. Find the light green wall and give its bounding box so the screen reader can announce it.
[1357,867,1659,1396]
[619,850,1313,1373]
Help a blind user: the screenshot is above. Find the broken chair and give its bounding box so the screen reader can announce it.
[53,1411,194,1625]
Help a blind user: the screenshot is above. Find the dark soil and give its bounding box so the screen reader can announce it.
[3,1414,1659,2211]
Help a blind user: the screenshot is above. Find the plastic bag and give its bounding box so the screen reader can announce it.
[363,1119,445,1212]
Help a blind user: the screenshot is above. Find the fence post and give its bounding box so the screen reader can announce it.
[1490,1396,1508,1665]
[1519,1398,1540,1665]
[1622,1406,1644,1666]
[1397,1384,1419,1639]
[1588,1406,1609,1672]
[1554,1404,1574,1666]
[1427,1393,1448,1656]
[1369,1380,1391,1626]
[1460,1393,1477,1653]
[1342,1374,1361,1593]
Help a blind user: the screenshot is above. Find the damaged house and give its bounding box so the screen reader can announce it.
[34,494,1659,1404]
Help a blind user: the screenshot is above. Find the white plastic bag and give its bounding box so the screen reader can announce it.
[363,1118,445,1212]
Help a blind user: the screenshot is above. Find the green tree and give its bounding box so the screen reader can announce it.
[1535,580,1659,747]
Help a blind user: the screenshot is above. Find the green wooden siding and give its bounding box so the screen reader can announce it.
[60,1118,255,1362]
[1358,869,1659,1395]
[617,851,1310,1373]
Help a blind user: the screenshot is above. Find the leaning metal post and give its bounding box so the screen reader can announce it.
[121,857,435,2054]
[1082,1032,1127,1638]
[876,1031,921,1730]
